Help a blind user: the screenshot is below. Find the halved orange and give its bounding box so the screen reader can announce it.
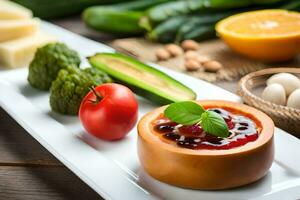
[216,10,300,62]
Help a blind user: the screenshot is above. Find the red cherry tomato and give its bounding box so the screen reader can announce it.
[79,83,138,140]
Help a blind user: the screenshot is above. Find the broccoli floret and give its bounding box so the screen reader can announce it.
[28,42,81,90]
[49,66,112,115]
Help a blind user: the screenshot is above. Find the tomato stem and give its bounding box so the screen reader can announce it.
[89,86,102,104]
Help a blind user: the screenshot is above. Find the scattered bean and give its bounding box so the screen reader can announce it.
[185,60,202,71]
[196,55,211,64]
[181,40,199,51]
[156,43,223,74]
[184,51,198,60]
[165,44,183,57]
[156,48,171,61]
[203,60,223,72]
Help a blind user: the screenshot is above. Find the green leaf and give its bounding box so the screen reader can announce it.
[201,111,229,138]
[164,101,205,125]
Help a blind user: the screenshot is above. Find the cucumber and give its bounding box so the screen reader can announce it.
[178,24,216,41]
[105,0,176,11]
[83,0,177,34]
[83,10,144,34]
[147,11,235,43]
[175,11,236,42]
[12,0,136,18]
[88,53,196,105]
[147,16,187,43]
[281,1,300,11]
[146,0,285,25]
[84,0,176,12]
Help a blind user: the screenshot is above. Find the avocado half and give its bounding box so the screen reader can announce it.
[88,53,196,105]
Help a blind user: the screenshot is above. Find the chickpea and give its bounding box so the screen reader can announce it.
[184,50,198,60]
[203,60,223,72]
[156,48,171,61]
[181,40,199,51]
[196,55,211,64]
[165,44,183,57]
[185,59,202,71]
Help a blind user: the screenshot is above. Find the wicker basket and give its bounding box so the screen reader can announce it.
[238,68,300,137]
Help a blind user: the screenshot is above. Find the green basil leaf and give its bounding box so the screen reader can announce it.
[164,101,205,125]
[201,111,229,138]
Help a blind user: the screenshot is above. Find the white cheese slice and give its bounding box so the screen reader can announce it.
[0,18,39,42]
[0,0,32,19]
[0,32,57,68]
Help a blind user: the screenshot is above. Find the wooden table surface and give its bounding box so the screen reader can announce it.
[0,16,237,200]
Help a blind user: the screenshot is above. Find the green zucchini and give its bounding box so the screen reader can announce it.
[179,24,216,41]
[147,16,187,43]
[84,10,144,34]
[12,0,136,18]
[104,0,177,11]
[175,12,236,42]
[83,0,177,34]
[281,1,300,11]
[88,53,196,105]
[146,0,285,25]
[147,11,235,43]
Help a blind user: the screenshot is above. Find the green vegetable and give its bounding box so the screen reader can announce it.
[50,66,112,115]
[83,0,176,34]
[147,10,245,43]
[164,101,229,138]
[12,0,137,18]
[147,16,187,43]
[88,53,196,105]
[84,10,144,34]
[28,43,81,91]
[178,24,216,42]
[281,1,300,11]
[96,0,176,11]
[146,0,284,25]
[175,12,234,42]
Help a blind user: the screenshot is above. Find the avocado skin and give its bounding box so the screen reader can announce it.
[88,53,196,105]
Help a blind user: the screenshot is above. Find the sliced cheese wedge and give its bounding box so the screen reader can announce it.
[0,0,32,19]
[0,32,57,68]
[0,18,39,42]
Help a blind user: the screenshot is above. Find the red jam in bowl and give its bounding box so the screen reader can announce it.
[153,108,259,150]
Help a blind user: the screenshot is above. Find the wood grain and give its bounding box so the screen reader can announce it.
[0,107,103,200]
[0,107,61,166]
[0,166,103,200]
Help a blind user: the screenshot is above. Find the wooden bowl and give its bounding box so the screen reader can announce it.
[138,100,274,190]
[238,68,300,137]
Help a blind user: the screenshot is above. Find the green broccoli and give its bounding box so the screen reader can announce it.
[28,42,81,90]
[49,66,112,115]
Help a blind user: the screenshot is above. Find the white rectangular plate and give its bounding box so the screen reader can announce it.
[0,21,300,200]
